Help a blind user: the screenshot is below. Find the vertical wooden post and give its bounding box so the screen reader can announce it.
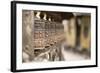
[22,10,34,62]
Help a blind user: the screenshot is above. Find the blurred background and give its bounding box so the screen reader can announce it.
[22,10,91,63]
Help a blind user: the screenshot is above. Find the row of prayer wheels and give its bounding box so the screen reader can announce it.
[33,11,64,49]
[22,10,91,62]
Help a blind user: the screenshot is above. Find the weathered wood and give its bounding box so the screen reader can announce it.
[22,10,34,61]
